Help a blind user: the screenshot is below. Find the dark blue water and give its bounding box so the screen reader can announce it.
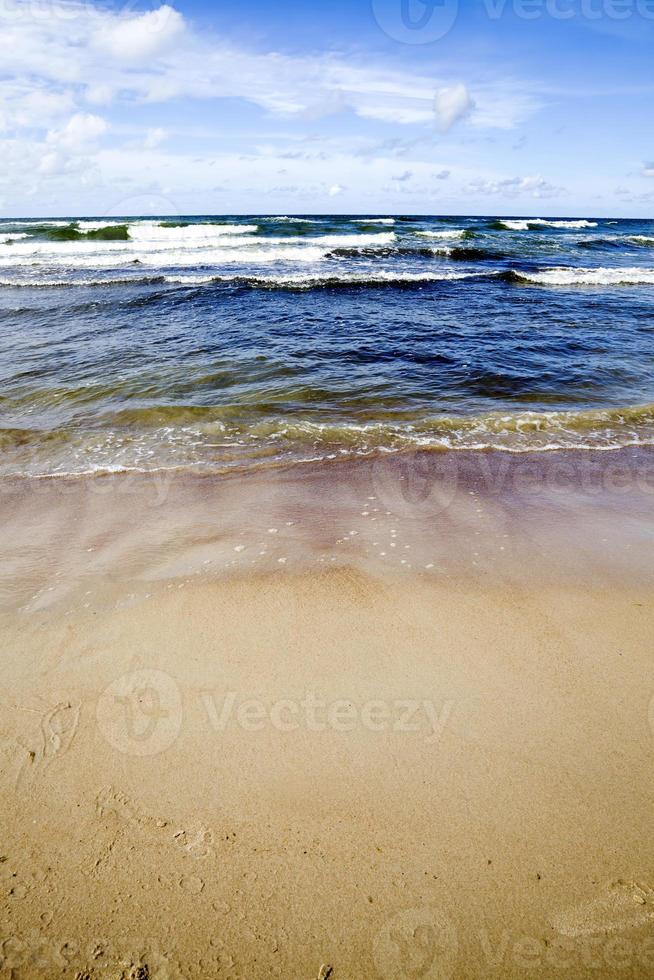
[1,214,653,475]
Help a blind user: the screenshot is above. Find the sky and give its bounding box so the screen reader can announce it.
[1,0,653,217]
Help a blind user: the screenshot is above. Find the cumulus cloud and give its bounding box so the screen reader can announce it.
[48,113,108,150]
[38,112,107,178]
[643,162,654,177]
[94,6,185,64]
[434,84,473,131]
[328,183,345,196]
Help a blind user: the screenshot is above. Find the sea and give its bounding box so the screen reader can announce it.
[1,213,653,478]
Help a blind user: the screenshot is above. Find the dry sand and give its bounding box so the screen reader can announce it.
[1,451,654,978]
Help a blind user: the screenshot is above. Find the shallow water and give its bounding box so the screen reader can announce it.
[1,213,654,475]
[3,449,654,615]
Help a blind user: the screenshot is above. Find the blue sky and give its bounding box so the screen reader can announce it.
[1,0,653,216]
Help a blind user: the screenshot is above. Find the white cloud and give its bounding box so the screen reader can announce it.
[144,127,169,149]
[643,162,654,177]
[466,174,565,199]
[49,113,108,150]
[0,2,538,133]
[0,0,565,212]
[38,112,107,178]
[38,151,67,176]
[0,83,74,133]
[94,6,185,65]
[434,84,473,131]
[86,84,115,107]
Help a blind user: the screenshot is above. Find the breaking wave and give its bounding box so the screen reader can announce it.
[4,402,654,479]
[508,266,654,286]
[495,218,599,231]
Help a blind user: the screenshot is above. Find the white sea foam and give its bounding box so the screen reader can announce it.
[263,216,320,223]
[0,276,162,287]
[164,275,217,285]
[515,266,654,286]
[0,235,337,268]
[416,229,466,239]
[540,219,598,229]
[76,221,126,231]
[0,220,71,227]
[127,221,258,240]
[499,218,598,231]
[354,218,395,225]
[0,227,396,272]
[499,220,532,231]
[164,269,475,287]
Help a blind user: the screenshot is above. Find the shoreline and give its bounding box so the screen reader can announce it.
[2,446,654,616]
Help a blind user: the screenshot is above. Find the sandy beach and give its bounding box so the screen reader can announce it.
[3,0,654,966]
[1,450,654,978]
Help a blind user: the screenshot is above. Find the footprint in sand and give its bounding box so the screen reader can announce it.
[96,787,168,833]
[173,824,215,860]
[41,702,80,764]
[96,787,215,862]
[179,874,205,894]
[13,701,81,789]
[550,880,654,937]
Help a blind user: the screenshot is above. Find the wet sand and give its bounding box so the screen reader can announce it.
[1,451,654,978]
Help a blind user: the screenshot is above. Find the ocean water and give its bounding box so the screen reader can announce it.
[1,213,654,477]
